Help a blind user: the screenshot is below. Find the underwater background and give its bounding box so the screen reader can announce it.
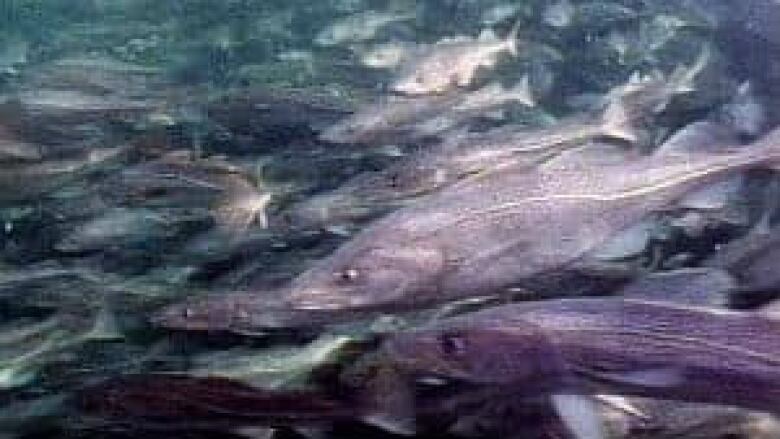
[2,0,780,438]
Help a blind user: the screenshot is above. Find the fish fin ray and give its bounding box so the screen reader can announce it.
[551,394,606,439]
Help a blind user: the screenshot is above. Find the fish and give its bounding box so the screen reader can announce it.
[314,10,415,46]
[390,21,523,95]
[101,151,272,231]
[54,207,205,254]
[601,397,780,439]
[76,374,359,430]
[602,43,712,123]
[617,267,738,307]
[287,105,640,232]
[319,79,534,144]
[381,297,780,437]
[154,124,780,333]
[12,89,156,114]
[0,147,122,204]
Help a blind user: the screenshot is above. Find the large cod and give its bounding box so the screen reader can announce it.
[154,123,780,332]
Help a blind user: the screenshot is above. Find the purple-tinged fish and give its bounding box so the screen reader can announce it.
[155,125,780,333]
[381,298,780,438]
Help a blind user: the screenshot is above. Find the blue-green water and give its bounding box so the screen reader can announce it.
[1,1,780,438]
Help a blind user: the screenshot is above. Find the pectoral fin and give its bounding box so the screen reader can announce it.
[551,393,606,439]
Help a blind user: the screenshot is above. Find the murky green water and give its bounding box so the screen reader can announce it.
[1,1,780,438]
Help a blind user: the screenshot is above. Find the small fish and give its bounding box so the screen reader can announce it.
[102,151,272,232]
[13,89,155,113]
[320,80,534,144]
[0,147,122,204]
[390,21,523,95]
[54,208,195,254]
[76,374,359,430]
[314,10,415,46]
[603,44,711,122]
[289,101,637,231]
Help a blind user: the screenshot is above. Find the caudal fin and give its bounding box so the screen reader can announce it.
[668,43,711,96]
[599,99,641,144]
[506,75,536,107]
[504,19,523,56]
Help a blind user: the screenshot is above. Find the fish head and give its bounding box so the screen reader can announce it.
[286,244,445,311]
[382,324,562,385]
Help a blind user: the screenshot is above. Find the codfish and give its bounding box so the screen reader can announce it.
[102,151,271,231]
[285,109,637,232]
[382,298,780,437]
[319,79,534,145]
[154,124,780,333]
[390,21,522,95]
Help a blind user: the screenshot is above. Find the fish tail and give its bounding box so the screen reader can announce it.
[507,75,535,107]
[214,192,272,232]
[505,19,523,56]
[668,43,712,97]
[598,99,640,144]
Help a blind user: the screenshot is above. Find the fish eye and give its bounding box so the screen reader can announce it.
[388,173,400,188]
[439,332,467,357]
[336,268,360,282]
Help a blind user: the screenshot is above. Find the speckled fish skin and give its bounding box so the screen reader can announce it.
[383,297,780,414]
[285,116,616,231]
[390,21,522,96]
[156,128,780,332]
[282,129,780,308]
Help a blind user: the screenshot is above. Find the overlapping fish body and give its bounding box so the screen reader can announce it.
[319,80,534,145]
[383,297,780,415]
[101,151,271,231]
[155,124,780,332]
[286,113,634,232]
